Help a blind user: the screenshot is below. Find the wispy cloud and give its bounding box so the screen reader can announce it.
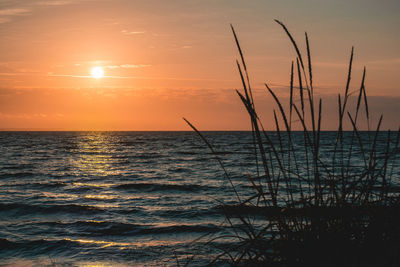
[49,73,236,82]
[314,58,400,70]
[36,1,72,6]
[0,18,10,23]
[105,64,151,69]
[367,58,400,66]
[0,8,29,16]
[121,30,146,35]
[36,0,100,6]
[0,72,42,76]
[0,7,30,24]
[0,0,106,24]
[49,74,132,79]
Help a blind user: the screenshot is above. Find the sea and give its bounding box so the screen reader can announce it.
[0,131,398,266]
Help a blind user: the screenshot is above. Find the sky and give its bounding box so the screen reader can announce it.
[0,0,399,130]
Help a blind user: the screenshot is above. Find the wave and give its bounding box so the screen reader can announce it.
[37,221,221,236]
[0,172,36,179]
[2,164,35,170]
[0,238,80,255]
[166,167,191,173]
[6,181,67,189]
[140,224,221,234]
[156,207,222,219]
[0,203,106,215]
[0,237,114,258]
[127,153,162,159]
[114,182,213,192]
[118,141,146,146]
[175,151,199,155]
[0,236,196,256]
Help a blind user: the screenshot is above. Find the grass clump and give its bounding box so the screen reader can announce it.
[184,20,400,266]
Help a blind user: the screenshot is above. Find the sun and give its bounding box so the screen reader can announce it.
[90,67,104,79]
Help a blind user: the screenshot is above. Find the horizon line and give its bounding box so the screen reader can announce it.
[0,129,393,132]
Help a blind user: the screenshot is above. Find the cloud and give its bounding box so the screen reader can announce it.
[48,74,132,79]
[0,72,41,76]
[121,30,146,35]
[0,8,29,16]
[36,0,101,6]
[105,64,151,69]
[0,18,10,24]
[47,73,237,82]
[0,7,29,24]
[0,0,107,24]
[366,58,400,67]
[314,58,400,71]
[36,1,72,6]
[313,61,349,69]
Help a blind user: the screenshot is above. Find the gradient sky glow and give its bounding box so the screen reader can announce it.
[0,0,399,130]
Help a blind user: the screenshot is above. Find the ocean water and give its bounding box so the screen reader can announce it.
[0,131,398,266]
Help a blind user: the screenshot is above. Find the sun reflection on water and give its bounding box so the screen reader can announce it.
[71,133,120,177]
[64,238,185,249]
[72,182,115,188]
[64,238,130,248]
[84,194,116,200]
[66,133,122,201]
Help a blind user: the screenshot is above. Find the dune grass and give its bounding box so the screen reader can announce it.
[184,20,400,266]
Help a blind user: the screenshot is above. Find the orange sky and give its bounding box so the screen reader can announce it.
[0,0,399,130]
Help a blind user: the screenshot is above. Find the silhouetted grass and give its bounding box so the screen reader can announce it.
[184,20,400,266]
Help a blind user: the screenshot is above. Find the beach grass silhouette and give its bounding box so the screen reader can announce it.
[184,20,400,266]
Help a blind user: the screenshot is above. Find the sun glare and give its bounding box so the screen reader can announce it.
[91,67,104,79]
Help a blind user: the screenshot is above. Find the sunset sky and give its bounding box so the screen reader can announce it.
[0,0,399,130]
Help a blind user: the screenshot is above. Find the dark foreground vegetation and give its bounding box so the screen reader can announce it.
[185,20,400,266]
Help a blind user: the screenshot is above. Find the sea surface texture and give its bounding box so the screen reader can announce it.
[0,131,398,266]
